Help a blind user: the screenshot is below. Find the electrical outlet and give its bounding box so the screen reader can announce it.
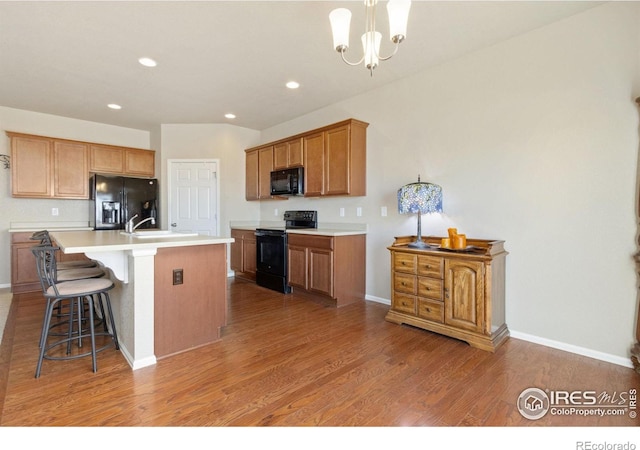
[173,269,184,285]
[356,207,362,217]
[339,207,345,217]
[51,208,59,216]
[274,208,279,216]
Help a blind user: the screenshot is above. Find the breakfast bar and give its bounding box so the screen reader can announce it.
[50,230,234,370]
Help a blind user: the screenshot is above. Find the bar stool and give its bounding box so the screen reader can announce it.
[31,245,120,378]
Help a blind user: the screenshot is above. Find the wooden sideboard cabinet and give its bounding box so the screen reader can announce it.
[386,236,509,352]
[230,229,257,281]
[287,233,366,307]
[10,232,92,294]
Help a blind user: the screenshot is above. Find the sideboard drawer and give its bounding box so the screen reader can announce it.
[393,252,416,274]
[418,276,443,300]
[417,255,443,278]
[392,293,416,314]
[418,299,444,323]
[394,273,416,294]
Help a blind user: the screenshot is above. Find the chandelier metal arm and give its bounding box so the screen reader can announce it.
[338,47,366,67]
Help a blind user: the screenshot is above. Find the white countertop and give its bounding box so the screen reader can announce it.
[287,228,366,237]
[50,230,234,254]
[229,221,367,237]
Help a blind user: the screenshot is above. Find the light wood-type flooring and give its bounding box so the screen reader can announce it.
[1,278,638,428]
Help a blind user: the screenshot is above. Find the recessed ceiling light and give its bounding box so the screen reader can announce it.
[286,81,300,89]
[138,57,157,67]
[107,104,122,110]
[225,113,236,119]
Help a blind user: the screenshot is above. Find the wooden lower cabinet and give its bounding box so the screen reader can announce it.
[287,233,365,307]
[230,229,257,281]
[10,232,92,294]
[386,236,509,352]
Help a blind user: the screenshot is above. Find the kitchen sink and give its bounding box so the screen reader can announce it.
[121,230,199,238]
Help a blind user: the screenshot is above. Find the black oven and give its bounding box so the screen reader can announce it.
[255,210,317,293]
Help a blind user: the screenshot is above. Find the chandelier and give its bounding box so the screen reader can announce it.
[329,0,411,76]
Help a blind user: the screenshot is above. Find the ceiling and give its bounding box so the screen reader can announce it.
[0,1,602,132]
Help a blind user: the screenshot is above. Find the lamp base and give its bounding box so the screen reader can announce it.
[407,240,432,249]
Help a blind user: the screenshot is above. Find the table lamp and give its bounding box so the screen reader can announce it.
[397,176,443,248]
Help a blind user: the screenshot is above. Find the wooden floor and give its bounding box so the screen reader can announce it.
[1,278,638,428]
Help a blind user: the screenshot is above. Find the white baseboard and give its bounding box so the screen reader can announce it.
[0,283,11,289]
[364,295,633,369]
[509,330,634,369]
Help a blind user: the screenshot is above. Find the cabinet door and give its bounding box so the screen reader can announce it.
[324,124,350,195]
[273,142,288,170]
[230,231,243,271]
[258,146,274,198]
[245,150,259,200]
[303,132,325,196]
[444,259,485,333]
[11,135,52,197]
[287,245,308,289]
[288,138,303,167]
[125,148,155,177]
[90,144,124,174]
[53,140,89,198]
[243,235,257,275]
[11,241,39,288]
[309,247,333,297]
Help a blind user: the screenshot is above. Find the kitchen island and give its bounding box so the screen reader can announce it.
[50,230,234,369]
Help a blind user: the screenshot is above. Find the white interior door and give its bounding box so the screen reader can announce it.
[168,160,219,236]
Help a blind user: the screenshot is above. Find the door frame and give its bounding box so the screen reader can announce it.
[167,158,221,236]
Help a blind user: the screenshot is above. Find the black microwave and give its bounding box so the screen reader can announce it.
[270,167,304,196]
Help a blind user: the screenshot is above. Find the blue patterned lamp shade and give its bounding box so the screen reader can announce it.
[397,176,443,248]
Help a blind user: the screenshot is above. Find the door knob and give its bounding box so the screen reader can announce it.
[171,223,177,227]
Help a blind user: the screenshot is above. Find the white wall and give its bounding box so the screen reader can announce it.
[258,2,640,364]
[0,106,151,287]
[159,124,261,236]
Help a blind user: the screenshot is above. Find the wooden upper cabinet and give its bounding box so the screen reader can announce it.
[245,145,274,201]
[245,118,368,200]
[90,144,155,177]
[53,140,89,198]
[89,144,124,174]
[10,134,52,198]
[7,131,155,199]
[258,146,274,198]
[304,119,368,197]
[245,149,259,200]
[273,137,303,170]
[303,132,325,197]
[9,132,88,199]
[124,148,155,177]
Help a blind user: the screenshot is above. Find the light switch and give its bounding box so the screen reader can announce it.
[381,206,387,217]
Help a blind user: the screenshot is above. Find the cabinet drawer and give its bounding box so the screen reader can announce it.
[417,299,444,323]
[394,273,416,294]
[392,293,416,314]
[418,276,443,300]
[288,233,333,250]
[417,255,443,278]
[393,252,416,274]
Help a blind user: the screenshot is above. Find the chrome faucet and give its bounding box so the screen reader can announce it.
[125,214,156,233]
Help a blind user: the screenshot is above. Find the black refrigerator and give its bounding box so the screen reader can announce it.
[90,174,159,230]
